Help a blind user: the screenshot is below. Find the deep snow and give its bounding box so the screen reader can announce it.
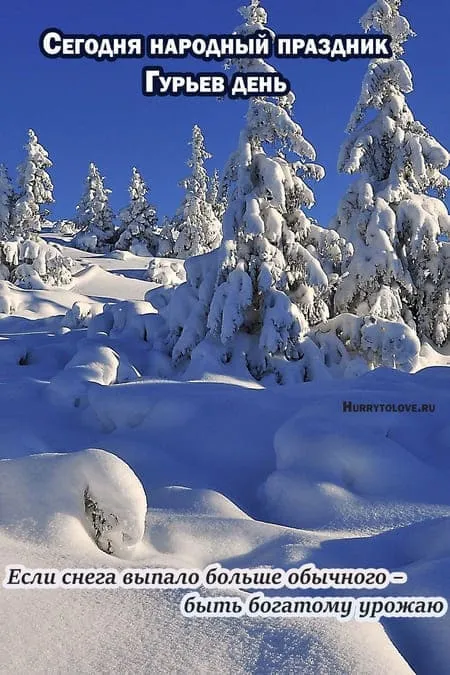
[0,232,449,674]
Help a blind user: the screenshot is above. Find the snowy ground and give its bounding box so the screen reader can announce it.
[0,233,449,674]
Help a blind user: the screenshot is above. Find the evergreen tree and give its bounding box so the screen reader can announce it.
[73,163,116,252]
[207,169,227,222]
[0,165,15,239]
[333,0,450,342]
[14,129,54,237]
[167,125,222,259]
[148,0,346,383]
[157,215,175,257]
[116,167,159,256]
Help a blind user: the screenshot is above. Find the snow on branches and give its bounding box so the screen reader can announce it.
[161,125,222,259]
[334,0,450,346]
[73,163,116,252]
[14,130,54,237]
[0,238,73,288]
[116,167,159,256]
[145,0,350,383]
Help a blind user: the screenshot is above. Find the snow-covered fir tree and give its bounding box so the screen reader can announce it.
[207,169,227,222]
[430,242,450,346]
[157,216,175,258]
[116,167,159,256]
[73,163,116,252]
[164,125,222,259]
[147,0,349,383]
[0,165,15,239]
[333,0,450,344]
[14,129,54,237]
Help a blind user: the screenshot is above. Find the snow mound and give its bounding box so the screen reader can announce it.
[261,370,450,531]
[62,301,105,329]
[146,257,186,287]
[49,342,140,408]
[0,280,20,314]
[0,448,147,557]
[150,486,251,520]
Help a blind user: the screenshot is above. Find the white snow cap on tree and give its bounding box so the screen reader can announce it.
[147,0,347,383]
[116,167,159,256]
[73,163,116,252]
[361,0,415,56]
[333,0,450,343]
[14,129,54,237]
[0,165,14,240]
[165,125,222,259]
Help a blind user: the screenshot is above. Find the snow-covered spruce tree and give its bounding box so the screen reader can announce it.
[147,1,348,383]
[73,163,116,252]
[0,165,15,239]
[428,241,450,346]
[166,125,222,259]
[333,0,450,343]
[156,215,174,257]
[116,167,159,256]
[207,169,227,222]
[14,129,54,238]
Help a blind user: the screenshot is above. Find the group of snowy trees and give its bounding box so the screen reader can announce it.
[74,125,224,258]
[1,0,448,375]
[141,0,448,382]
[0,125,225,262]
[73,125,225,258]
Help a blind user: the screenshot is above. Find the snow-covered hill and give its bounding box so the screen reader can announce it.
[0,233,449,674]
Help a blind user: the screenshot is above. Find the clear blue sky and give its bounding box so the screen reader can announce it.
[0,0,448,226]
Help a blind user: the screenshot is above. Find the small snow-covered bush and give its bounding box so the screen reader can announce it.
[87,300,163,344]
[314,314,420,373]
[49,342,140,408]
[146,257,186,287]
[72,231,99,253]
[62,301,105,329]
[0,238,73,288]
[53,219,78,235]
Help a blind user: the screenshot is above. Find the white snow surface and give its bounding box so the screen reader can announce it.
[0,230,449,674]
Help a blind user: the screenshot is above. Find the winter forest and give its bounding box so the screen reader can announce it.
[1,1,450,673]
[1,0,448,381]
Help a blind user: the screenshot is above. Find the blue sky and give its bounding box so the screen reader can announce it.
[0,0,448,226]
